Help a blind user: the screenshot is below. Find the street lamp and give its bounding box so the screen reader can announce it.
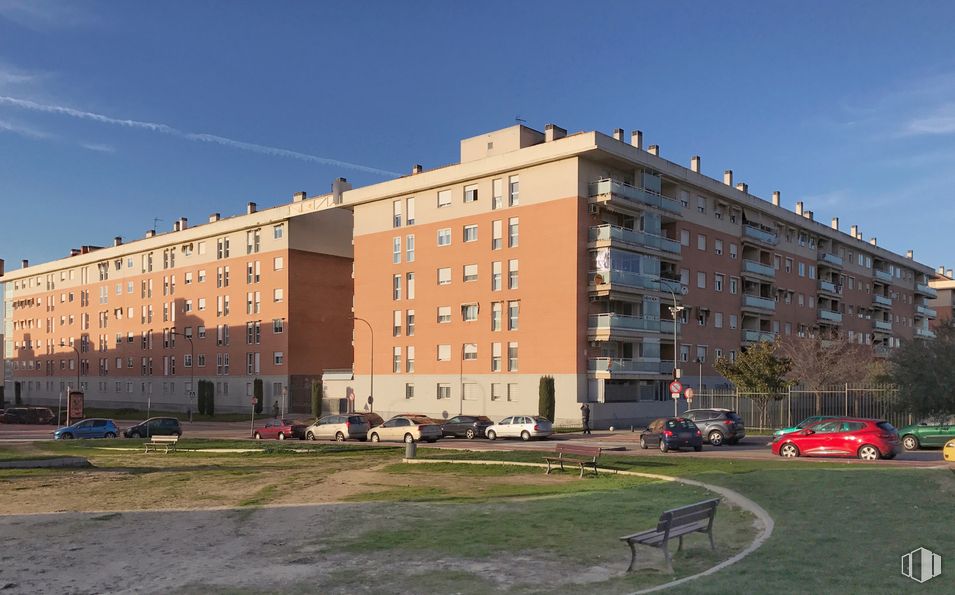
[59,340,80,425]
[696,357,704,392]
[168,329,195,421]
[653,278,684,416]
[352,316,373,414]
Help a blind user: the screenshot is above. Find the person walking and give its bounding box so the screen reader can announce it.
[580,403,591,435]
[272,400,280,419]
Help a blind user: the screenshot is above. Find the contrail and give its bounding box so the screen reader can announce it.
[0,95,401,177]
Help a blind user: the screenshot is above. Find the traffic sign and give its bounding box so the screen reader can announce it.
[347,393,355,401]
[670,392,680,400]
[669,381,683,394]
[251,397,258,405]
[684,387,695,401]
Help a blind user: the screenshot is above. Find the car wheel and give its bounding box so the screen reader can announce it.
[521,431,531,441]
[640,437,648,449]
[465,428,476,440]
[130,431,141,439]
[254,432,262,440]
[708,431,725,446]
[61,433,73,440]
[902,435,919,451]
[780,443,799,458]
[370,433,380,442]
[404,433,415,444]
[694,444,703,452]
[335,432,345,442]
[278,433,286,441]
[858,445,881,460]
[105,432,116,439]
[306,431,315,441]
[659,440,669,453]
[487,430,496,441]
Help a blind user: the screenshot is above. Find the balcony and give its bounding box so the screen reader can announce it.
[742,224,778,246]
[873,269,893,283]
[590,270,661,293]
[873,319,892,332]
[817,309,843,324]
[742,329,775,343]
[589,225,681,255]
[589,179,681,214]
[916,283,938,298]
[742,259,775,278]
[818,280,842,296]
[872,294,893,309]
[915,327,936,339]
[742,294,776,312]
[916,304,937,318]
[587,358,674,376]
[818,252,843,267]
[588,313,667,334]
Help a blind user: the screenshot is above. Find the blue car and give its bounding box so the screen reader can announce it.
[53,418,119,440]
[639,417,704,452]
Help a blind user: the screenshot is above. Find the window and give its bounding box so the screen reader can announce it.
[437,267,451,285]
[273,319,284,333]
[729,243,738,259]
[492,261,502,291]
[393,200,402,228]
[437,383,451,399]
[715,239,723,255]
[463,343,478,360]
[697,196,706,214]
[492,220,503,250]
[508,259,519,289]
[714,312,723,328]
[785,258,793,273]
[273,224,284,239]
[729,314,738,329]
[274,352,284,366]
[405,383,415,399]
[808,265,816,279]
[491,342,502,371]
[508,301,519,330]
[714,273,724,292]
[730,277,738,294]
[392,347,401,373]
[507,342,518,371]
[492,302,502,331]
[393,237,401,264]
[508,217,519,247]
[393,274,401,300]
[406,197,415,225]
[437,344,451,361]
[246,229,260,254]
[464,184,478,203]
[464,264,478,282]
[679,189,689,208]
[438,306,452,323]
[463,224,478,242]
[274,256,284,270]
[508,175,519,206]
[491,383,504,401]
[462,303,478,322]
[697,234,706,251]
[437,189,451,208]
[273,288,283,302]
[393,310,402,336]
[406,235,415,262]
[798,262,805,277]
[406,346,415,373]
[680,230,690,246]
[492,178,503,209]
[697,271,706,289]
[696,346,707,363]
[406,272,415,299]
[406,310,415,336]
[437,228,451,246]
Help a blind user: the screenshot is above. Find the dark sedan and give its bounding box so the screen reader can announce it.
[441,415,493,439]
[640,417,704,452]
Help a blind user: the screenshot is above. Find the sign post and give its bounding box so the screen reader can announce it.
[250,397,258,438]
[668,381,683,415]
[684,387,695,407]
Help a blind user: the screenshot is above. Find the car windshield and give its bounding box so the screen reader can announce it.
[666,419,696,430]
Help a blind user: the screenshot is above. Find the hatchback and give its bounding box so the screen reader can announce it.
[54,418,119,440]
[367,415,442,443]
[252,418,296,440]
[305,414,370,441]
[771,415,839,442]
[485,416,553,441]
[640,418,703,452]
[682,408,746,446]
[896,415,955,450]
[123,417,182,438]
[441,415,493,439]
[771,418,900,460]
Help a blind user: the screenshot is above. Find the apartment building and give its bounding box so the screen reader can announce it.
[327,124,936,427]
[929,267,954,323]
[1,196,354,413]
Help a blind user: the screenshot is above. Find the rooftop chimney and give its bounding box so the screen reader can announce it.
[612,128,625,142]
[723,170,733,186]
[850,225,858,238]
[630,130,643,150]
[795,201,804,216]
[869,237,877,246]
[691,155,701,172]
[804,210,813,220]
[736,182,748,193]
[21,259,28,268]
[173,221,181,232]
[247,202,257,215]
[949,269,954,278]
[209,213,221,223]
[293,191,307,202]
[70,249,80,257]
[332,177,352,204]
[648,144,659,156]
[906,250,914,259]
[772,191,781,206]
[146,230,156,238]
[939,265,946,275]
[831,217,839,230]
[179,217,188,230]
[545,124,567,142]
[113,236,123,247]
[411,164,423,174]
[0,258,4,276]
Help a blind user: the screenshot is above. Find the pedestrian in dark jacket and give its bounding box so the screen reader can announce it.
[581,403,591,435]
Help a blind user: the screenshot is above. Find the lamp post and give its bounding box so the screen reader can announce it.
[352,316,373,413]
[654,278,684,416]
[696,357,704,392]
[168,330,195,421]
[60,340,80,425]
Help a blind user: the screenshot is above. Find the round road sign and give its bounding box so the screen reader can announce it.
[684,387,695,401]
[668,381,683,394]
[252,397,258,405]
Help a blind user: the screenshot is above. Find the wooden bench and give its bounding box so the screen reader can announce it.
[543,443,601,478]
[619,498,720,573]
[144,435,179,454]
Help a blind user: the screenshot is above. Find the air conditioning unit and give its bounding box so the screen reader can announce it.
[589,204,600,215]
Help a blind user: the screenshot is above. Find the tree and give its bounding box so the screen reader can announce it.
[889,319,955,422]
[197,380,208,415]
[254,379,264,415]
[713,340,793,429]
[205,381,215,417]
[311,380,322,418]
[538,376,555,422]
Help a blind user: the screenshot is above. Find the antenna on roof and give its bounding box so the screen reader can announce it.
[152,217,162,233]
[514,115,527,124]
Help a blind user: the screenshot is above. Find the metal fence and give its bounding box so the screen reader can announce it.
[690,384,910,431]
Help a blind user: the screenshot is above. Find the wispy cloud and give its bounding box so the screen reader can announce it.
[80,142,114,153]
[0,0,99,30]
[0,117,51,139]
[0,95,401,177]
[902,104,955,136]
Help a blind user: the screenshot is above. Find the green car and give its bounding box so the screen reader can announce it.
[771,416,839,442]
[897,416,955,450]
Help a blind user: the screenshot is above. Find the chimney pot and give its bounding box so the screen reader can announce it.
[613,128,625,141]
[723,170,733,186]
[180,217,188,230]
[690,155,701,173]
[831,217,839,230]
[146,230,156,238]
[736,182,748,193]
[906,250,914,259]
[948,269,954,278]
[869,237,877,246]
[850,225,858,238]
[938,265,946,275]
[209,213,221,223]
[804,210,813,220]
[173,221,181,232]
[411,164,423,174]
[113,236,123,247]
[21,259,28,268]
[293,191,307,202]
[772,191,781,206]
[795,201,804,216]
[332,177,352,204]
[648,144,659,156]
[630,130,643,150]
[545,124,567,142]
[247,202,257,214]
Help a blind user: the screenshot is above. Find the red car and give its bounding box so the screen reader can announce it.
[252,418,296,440]
[772,417,900,460]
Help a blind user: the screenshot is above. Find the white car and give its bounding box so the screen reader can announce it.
[486,415,553,441]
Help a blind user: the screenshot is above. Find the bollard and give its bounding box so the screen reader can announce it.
[405,441,417,459]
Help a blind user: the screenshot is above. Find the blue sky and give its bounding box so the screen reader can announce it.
[2,0,955,272]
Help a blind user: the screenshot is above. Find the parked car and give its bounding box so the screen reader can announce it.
[305,414,370,441]
[367,415,442,443]
[640,418,703,452]
[771,415,839,442]
[123,417,182,438]
[352,411,384,428]
[252,418,296,440]
[288,420,310,440]
[441,415,493,439]
[771,418,900,460]
[944,439,955,462]
[897,416,955,450]
[682,408,745,446]
[1,407,56,425]
[54,418,119,440]
[485,416,553,441]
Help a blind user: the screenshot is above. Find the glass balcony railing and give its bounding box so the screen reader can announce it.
[818,280,841,294]
[742,259,775,278]
[742,329,775,343]
[589,270,661,291]
[742,224,778,246]
[742,294,776,311]
[818,252,843,266]
[587,358,673,374]
[873,294,893,307]
[916,304,937,318]
[588,225,681,254]
[915,327,936,339]
[873,319,892,331]
[873,269,893,283]
[818,310,843,323]
[916,283,938,298]
[588,313,662,333]
[589,179,681,214]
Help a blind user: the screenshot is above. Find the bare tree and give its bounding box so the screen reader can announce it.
[714,340,793,430]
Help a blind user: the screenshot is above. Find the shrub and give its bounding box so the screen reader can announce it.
[254,379,264,415]
[538,376,555,421]
[311,380,322,418]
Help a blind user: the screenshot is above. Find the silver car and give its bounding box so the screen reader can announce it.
[304,414,370,441]
[486,415,553,441]
[367,415,442,443]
